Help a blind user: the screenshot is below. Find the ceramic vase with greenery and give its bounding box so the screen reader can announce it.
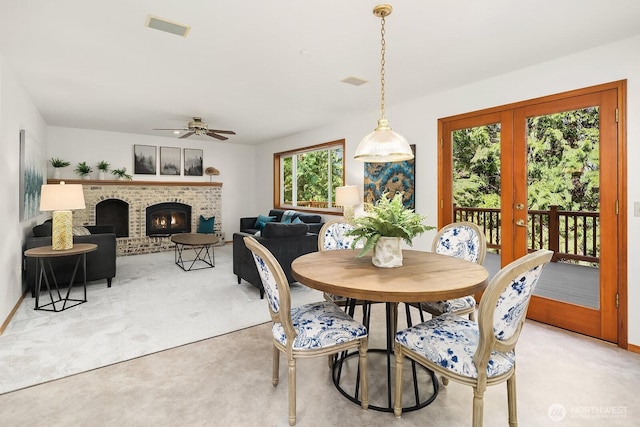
[75,161,93,180]
[50,157,71,179]
[346,192,434,267]
[97,160,110,180]
[111,167,132,181]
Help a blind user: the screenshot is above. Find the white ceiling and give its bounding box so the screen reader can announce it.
[1,1,639,145]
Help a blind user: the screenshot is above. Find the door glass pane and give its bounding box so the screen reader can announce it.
[526,108,600,308]
[452,124,502,276]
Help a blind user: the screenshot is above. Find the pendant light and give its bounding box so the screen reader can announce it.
[354,4,414,163]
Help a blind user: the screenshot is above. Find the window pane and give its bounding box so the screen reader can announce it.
[283,156,293,204]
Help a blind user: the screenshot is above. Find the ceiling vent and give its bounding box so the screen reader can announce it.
[341,76,369,86]
[145,15,191,37]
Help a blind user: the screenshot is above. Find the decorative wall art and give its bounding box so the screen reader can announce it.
[160,146,181,175]
[184,148,203,176]
[19,129,45,221]
[363,144,416,210]
[133,145,157,175]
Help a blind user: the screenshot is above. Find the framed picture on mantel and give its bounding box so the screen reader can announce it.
[184,148,203,176]
[160,146,181,175]
[134,144,156,175]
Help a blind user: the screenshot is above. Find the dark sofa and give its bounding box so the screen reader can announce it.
[24,222,117,297]
[239,209,324,235]
[233,222,319,298]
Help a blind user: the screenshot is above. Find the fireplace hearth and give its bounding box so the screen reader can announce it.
[146,202,192,236]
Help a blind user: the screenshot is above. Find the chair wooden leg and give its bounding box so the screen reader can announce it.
[359,339,369,410]
[507,374,518,427]
[288,357,296,426]
[472,388,485,427]
[393,342,404,418]
[469,310,476,322]
[327,354,334,369]
[272,345,280,386]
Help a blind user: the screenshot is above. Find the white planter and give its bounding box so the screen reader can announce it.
[98,171,106,180]
[372,236,403,268]
[83,175,91,180]
[53,168,61,179]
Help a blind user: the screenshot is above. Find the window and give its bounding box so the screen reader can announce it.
[274,139,345,213]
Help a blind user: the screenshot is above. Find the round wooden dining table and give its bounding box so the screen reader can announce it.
[291,249,489,412]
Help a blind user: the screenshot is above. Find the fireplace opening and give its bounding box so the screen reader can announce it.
[96,199,129,237]
[146,202,191,236]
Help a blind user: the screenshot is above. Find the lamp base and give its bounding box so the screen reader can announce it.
[51,210,73,250]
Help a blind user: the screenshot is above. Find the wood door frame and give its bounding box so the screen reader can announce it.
[437,80,627,349]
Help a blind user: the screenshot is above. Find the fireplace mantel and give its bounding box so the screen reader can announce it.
[47,179,222,187]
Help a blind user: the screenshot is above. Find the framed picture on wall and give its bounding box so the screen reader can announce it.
[134,144,156,175]
[19,129,45,221]
[363,144,416,210]
[184,148,203,176]
[160,146,181,175]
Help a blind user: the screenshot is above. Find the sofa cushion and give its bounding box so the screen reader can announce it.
[261,222,309,238]
[197,215,215,233]
[254,214,277,231]
[72,226,92,236]
[32,222,52,237]
[295,213,322,224]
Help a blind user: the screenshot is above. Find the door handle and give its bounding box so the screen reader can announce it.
[515,219,526,227]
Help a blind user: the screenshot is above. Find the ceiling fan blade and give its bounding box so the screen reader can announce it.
[179,131,195,139]
[153,128,187,131]
[206,131,228,141]
[207,130,236,135]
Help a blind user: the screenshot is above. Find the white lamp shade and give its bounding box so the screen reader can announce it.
[335,185,360,207]
[354,119,414,163]
[40,182,86,211]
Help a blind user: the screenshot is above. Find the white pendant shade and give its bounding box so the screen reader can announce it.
[354,119,414,162]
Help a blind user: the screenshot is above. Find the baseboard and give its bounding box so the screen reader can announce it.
[0,292,25,336]
[628,343,640,355]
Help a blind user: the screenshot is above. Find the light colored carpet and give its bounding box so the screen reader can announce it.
[0,244,322,394]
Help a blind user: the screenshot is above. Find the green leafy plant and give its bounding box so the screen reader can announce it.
[111,167,132,180]
[74,161,93,176]
[49,157,71,168]
[346,192,435,257]
[97,160,110,172]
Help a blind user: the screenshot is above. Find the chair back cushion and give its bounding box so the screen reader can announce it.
[319,221,358,251]
[433,222,485,264]
[249,249,281,314]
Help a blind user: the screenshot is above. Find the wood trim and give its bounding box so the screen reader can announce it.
[616,80,628,349]
[0,293,25,336]
[628,343,640,355]
[47,179,222,187]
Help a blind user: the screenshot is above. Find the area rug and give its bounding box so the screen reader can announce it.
[0,245,322,394]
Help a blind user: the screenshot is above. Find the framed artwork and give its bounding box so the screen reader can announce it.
[160,146,181,175]
[134,145,156,175]
[184,148,203,176]
[363,144,416,210]
[19,129,45,221]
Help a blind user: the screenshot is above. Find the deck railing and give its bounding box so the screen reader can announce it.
[454,205,600,264]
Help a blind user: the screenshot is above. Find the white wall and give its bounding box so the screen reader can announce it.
[46,126,258,241]
[257,35,640,347]
[0,56,48,323]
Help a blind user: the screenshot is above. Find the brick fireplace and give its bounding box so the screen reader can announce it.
[48,179,223,256]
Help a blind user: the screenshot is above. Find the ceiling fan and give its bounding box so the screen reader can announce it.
[154,117,236,141]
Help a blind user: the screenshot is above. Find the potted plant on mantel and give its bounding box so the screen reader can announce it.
[346,192,434,268]
[49,157,71,179]
[96,160,110,180]
[75,161,93,180]
[111,167,132,181]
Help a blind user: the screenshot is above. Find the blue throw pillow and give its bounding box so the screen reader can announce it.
[292,217,304,224]
[197,215,215,234]
[254,214,276,231]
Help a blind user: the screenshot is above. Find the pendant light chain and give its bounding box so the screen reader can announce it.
[379,15,386,120]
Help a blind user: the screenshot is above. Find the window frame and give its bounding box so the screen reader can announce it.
[273,139,346,215]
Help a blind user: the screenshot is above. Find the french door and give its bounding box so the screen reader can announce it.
[437,81,626,345]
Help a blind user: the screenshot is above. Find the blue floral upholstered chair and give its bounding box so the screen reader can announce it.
[393,249,553,427]
[419,222,487,322]
[318,220,362,305]
[243,236,369,426]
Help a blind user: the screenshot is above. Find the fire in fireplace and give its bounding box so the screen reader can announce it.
[146,202,192,236]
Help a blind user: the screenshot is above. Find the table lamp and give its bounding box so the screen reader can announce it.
[335,185,360,222]
[39,181,86,250]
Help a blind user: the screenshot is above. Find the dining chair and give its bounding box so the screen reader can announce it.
[318,220,361,305]
[243,235,369,426]
[419,221,487,321]
[393,249,553,427]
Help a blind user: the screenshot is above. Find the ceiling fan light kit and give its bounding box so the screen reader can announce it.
[354,4,414,163]
[153,117,236,141]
